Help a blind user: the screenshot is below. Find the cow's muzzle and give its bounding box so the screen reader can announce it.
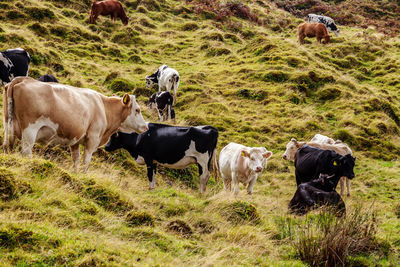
[256,166,262,173]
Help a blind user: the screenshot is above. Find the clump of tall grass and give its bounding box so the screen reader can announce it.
[292,205,382,266]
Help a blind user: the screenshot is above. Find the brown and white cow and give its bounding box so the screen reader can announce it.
[3,76,148,172]
[298,22,330,44]
[282,138,353,196]
[219,142,272,195]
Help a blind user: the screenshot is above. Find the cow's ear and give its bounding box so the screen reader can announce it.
[263,151,272,159]
[241,150,250,158]
[122,94,131,106]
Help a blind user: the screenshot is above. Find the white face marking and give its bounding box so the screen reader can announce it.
[246,149,266,173]
[283,140,297,161]
[120,95,148,134]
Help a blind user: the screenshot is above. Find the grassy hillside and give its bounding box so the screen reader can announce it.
[0,0,399,265]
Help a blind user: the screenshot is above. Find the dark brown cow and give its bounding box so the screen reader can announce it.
[89,0,129,26]
[298,22,330,44]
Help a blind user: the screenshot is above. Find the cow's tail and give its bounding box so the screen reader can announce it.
[211,148,219,182]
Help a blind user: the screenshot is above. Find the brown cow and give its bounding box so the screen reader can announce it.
[282,138,353,196]
[89,0,129,26]
[3,77,148,172]
[298,22,330,44]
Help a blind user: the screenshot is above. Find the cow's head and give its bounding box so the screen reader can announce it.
[105,131,139,153]
[241,147,272,173]
[339,154,356,179]
[328,22,340,36]
[119,94,148,134]
[145,75,157,88]
[319,173,339,191]
[122,16,129,26]
[283,138,303,161]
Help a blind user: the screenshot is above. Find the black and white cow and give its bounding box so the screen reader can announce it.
[145,64,180,103]
[105,123,218,193]
[38,74,59,83]
[308,14,340,36]
[0,48,30,85]
[295,145,355,186]
[289,174,346,216]
[148,91,175,122]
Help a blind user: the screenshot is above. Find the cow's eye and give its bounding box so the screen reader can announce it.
[136,109,140,114]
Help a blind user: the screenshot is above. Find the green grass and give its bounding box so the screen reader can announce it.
[0,0,399,265]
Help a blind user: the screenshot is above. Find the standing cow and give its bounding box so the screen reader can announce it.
[148,91,175,122]
[298,22,330,44]
[308,14,340,37]
[295,145,355,186]
[145,65,180,103]
[0,48,30,85]
[3,77,148,172]
[89,0,129,25]
[219,142,272,195]
[105,123,218,193]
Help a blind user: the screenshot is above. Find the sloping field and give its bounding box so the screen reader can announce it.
[0,0,399,265]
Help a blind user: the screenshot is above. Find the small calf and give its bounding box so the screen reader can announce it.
[289,174,346,216]
[219,142,272,195]
[148,91,175,122]
[38,74,58,83]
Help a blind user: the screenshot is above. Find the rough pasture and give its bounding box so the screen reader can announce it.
[0,0,399,266]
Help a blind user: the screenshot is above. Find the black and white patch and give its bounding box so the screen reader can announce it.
[148,91,175,122]
[105,123,218,193]
[0,48,31,85]
[308,14,340,36]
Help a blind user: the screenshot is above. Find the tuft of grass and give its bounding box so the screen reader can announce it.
[167,219,193,237]
[126,211,155,227]
[0,168,17,201]
[224,201,261,225]
[108,78,135,93]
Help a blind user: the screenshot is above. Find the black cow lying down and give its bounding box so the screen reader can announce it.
[289,174,346,216]
[295,145,356,186]
[38,74,58,83]
[105,123,218,193]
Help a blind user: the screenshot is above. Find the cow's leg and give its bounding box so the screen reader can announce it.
[147,163,157,189]
[198,162,210,194]
[231,171,240,196]
[70,144,80,173]
[246,175,258,195]
[346,177,350,197]
[340,177,345,196]
[157,108,163,121]
[221,172,231,192]
[21,128,38,158]
[83,137,100,173]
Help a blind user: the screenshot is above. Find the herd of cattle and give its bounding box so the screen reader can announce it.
[0,2,354,215]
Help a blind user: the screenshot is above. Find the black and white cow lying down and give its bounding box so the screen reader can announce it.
[295,145,356,186]
[148,91,175,122]
[289,173,346,216]
[308,14,340,37]
[0,48,30,85]
[105,123,218,193]
[145,64,180,102]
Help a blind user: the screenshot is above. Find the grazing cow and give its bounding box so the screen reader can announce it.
[3,77,147,172]
[294,145,355,186]
[148,91,175,122]
[283,137,353,196]
[38,74,58,83]
[289,174,346,216]
[0,48,30,85]
[89,0,129,26]
[145,64,180,103]
[308,14,340,37]
[219,142,272,195]
[105,123,218,193]
[298,22,330,44]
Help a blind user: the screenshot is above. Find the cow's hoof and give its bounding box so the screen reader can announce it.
[148,186,155,190]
